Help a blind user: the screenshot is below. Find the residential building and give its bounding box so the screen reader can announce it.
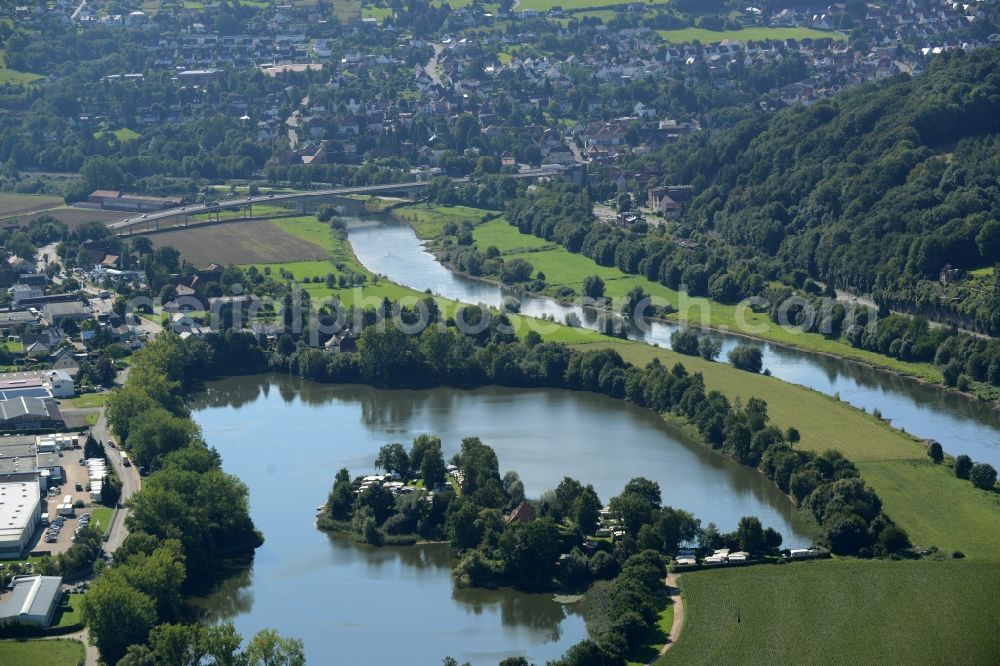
[505,500,536,525]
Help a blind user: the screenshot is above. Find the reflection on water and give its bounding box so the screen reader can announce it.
[188,376,815,665]
[346,216,1000,469]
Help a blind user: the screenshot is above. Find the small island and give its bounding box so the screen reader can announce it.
[317,434,827,663]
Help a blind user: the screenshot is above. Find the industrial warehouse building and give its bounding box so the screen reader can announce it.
[0,575,63,627]
[87,190,182,212]
[0,397,64,431]
[0,479,41,559]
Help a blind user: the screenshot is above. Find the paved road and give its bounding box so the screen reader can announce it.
[91,369,141,556]
[427,44,446,88]
[70,0,87,21]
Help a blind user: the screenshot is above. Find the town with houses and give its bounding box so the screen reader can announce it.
[5,0,999,186]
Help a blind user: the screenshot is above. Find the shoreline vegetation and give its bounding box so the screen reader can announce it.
[387,202,1000,405]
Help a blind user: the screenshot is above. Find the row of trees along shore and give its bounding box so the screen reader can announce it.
[91,335,302,664]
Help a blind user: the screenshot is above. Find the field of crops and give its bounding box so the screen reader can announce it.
[0,193,63,219]
[663,559,1000,664]
[584,340,1000,559]
[147,217,328,266]
[657,27,846,45]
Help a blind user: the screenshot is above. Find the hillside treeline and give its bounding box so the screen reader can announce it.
[655,46,1000,332]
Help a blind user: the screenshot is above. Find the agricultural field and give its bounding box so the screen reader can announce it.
[0,639,84,665]
[585,340,1000,559]
[146,217,328,266]
[657,27,846,44]
[425,210,944,384]
[0,194,63,220]
[10,206,129,231]
[663,559,1000,664]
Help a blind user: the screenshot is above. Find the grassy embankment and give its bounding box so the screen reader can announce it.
[660,559,1000,664]
[0,639,84,665]
[395,206,945,385]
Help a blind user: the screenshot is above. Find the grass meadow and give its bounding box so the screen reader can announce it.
[0,50,43,85]
[0,639,84,665]
[657,27,846,44]
[663,559,1000,664]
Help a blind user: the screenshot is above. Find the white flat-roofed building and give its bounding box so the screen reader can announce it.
[0,480,41,559]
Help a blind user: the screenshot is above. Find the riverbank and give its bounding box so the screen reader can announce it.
[590,340,1000,560]
[389,203,1000,407]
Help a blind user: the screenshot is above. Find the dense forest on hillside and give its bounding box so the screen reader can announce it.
[654,45,1000,332]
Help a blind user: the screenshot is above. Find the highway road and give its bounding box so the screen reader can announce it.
[108,169,561,233]
[107,181,439,232]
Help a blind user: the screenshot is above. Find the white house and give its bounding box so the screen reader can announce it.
[42,370,75,398]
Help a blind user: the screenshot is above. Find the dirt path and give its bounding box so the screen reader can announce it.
[649,573,684,664]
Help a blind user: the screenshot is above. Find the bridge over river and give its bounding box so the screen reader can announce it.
[108,169,567,235]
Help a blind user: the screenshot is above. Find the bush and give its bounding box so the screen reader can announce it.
[670,328,701,356]
[729,345,764,373]
[499,258,534,284]
[927,441,943,463]
[969,463,997,491]
[955,454,973,480]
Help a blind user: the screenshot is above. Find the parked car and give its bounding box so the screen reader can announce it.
[75,483,83,491]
